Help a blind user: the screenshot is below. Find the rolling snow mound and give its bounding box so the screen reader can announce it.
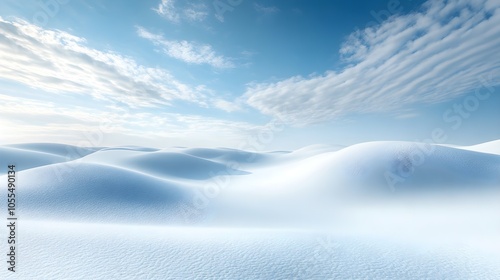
[1,140,500,279]
[0,140,497,224]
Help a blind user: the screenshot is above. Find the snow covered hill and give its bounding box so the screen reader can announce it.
[0,140,499,279]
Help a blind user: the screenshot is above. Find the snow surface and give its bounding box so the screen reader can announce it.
[1,141,499,279]
[454,139,500,155]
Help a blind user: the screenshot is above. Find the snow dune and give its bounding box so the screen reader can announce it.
[454,139,500,155]
[80,149,250,180]
[0,140,499,279]
[16,162,192,224]
[278,141,500,196]
[4,143,101,158]
[0,146,68,171]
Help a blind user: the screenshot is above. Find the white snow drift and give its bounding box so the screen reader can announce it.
[0,140,499,279]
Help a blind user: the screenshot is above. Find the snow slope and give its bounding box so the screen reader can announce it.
[455,139,500,155]
[278,141,500,195]
[80,149,250,180]
[0,140,499,279]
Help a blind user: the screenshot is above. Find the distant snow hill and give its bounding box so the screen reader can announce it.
[0,140,498,224]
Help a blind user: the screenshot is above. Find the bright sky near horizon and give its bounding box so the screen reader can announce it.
[0,0,499,150]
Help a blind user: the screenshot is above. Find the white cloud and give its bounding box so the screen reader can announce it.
[254,3,279,15]
[0,93,260,148]
[153,0,180,23]
[184,4,209,22]
[395,112,419,119]
[154,0,208,23]
[0,18,245,147]
[0,17,211,109]
[137,27,234,68]
[213,99,241,112]
[245,0,500,125]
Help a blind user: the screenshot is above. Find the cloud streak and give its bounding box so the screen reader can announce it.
[254,3,280,15]
[0,93,260,147]
[153,0,208,23]
[0,17,245,148]
[0,17,212,109]
[137,26,234,68]
[244,0,500,125]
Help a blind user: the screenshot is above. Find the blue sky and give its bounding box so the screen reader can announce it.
[0,0,499,150]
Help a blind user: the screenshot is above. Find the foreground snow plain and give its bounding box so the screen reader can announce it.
[1,140,499,279]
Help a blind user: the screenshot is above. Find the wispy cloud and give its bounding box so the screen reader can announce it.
[254,3,279,15]
[245,0,500,125]
[212,99,241,112]
[137,26,234,68]
[153,0,208,23]
[395,112,419,119]
[0,17,211,109]
[0,93,260,147]
[153,0,179,22]
[184,4,209,22]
